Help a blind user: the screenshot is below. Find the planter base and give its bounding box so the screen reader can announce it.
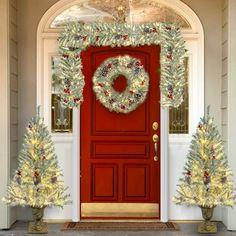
[198,221,217,234]
[28,222,48,234]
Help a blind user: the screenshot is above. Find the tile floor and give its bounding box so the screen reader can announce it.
[0,221,236,236]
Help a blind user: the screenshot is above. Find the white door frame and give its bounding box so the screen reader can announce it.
[37,0,204,222]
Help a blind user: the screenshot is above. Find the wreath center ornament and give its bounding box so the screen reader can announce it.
[93,55,149,113]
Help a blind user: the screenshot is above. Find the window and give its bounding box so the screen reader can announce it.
[169,57,189,134]
[50,1,191,28]
[51,56,73,133]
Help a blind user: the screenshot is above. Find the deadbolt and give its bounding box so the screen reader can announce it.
[152,122,159,130]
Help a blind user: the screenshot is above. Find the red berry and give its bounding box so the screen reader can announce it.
[98,83,104,87]
[64,88,70,94]
[204,171,209,178]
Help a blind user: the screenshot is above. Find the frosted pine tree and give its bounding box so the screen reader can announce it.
[173,108,236,207]
[2,110,69,208]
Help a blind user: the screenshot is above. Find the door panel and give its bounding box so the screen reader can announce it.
[124,165,150,199]
[92,164,118,200]
[80,45,160,218]
[92,141,149,159]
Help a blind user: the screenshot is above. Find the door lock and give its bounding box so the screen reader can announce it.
[152,122,159,130]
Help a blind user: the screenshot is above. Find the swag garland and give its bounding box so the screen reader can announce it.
[93,55,149,113]
[58,21,186,108]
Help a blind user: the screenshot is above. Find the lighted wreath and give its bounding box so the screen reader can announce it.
[93,55,149,113]
[58,22,186,108]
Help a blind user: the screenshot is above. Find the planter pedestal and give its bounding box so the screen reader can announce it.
[28,207,48,234]
[198,206,217,234]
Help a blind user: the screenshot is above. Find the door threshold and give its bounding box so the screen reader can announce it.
[81,203,159,218]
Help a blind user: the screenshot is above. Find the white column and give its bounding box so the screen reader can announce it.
[227,0,236,230]
[0,0,10,229]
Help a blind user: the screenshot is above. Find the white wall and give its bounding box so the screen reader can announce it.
[221,0,228,153]
[182,0,222,126]
[171,0,222,221]
[222,0,236,230]
[18,0,58,144]
[16,0,59,221]
[221,0,229,228]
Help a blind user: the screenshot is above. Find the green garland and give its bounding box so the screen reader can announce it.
[93,55,149,113]
[58,21,186,108]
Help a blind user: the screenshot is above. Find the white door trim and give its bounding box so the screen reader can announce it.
[37,0,204,222]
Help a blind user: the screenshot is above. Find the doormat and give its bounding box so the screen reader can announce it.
[62,221,179,231]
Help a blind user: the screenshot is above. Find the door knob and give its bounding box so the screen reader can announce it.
[152,134,159,142]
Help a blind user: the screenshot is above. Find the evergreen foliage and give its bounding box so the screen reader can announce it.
[2,112,69,208]
[58,22,186,108]
[173,109,236,207]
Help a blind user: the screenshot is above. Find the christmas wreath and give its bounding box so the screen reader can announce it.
[93,55,149,113]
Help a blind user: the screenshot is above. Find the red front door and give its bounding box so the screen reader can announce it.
[80,45,160,219]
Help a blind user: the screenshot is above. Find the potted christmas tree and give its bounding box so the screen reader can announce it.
[173,108,236,233]
[2,109,70,233]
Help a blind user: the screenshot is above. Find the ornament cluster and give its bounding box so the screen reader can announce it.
[93,55,149,113]
[58,21,186,108]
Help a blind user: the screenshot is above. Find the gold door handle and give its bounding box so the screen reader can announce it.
[154,143,158,161]
[153,134,159,161]
[153,134,159,142]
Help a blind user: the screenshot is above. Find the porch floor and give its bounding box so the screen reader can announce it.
[0,221,236,236]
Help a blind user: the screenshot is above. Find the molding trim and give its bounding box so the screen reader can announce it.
[160,108,168,222]
[225,0,236,230]
[0,0,10,229]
